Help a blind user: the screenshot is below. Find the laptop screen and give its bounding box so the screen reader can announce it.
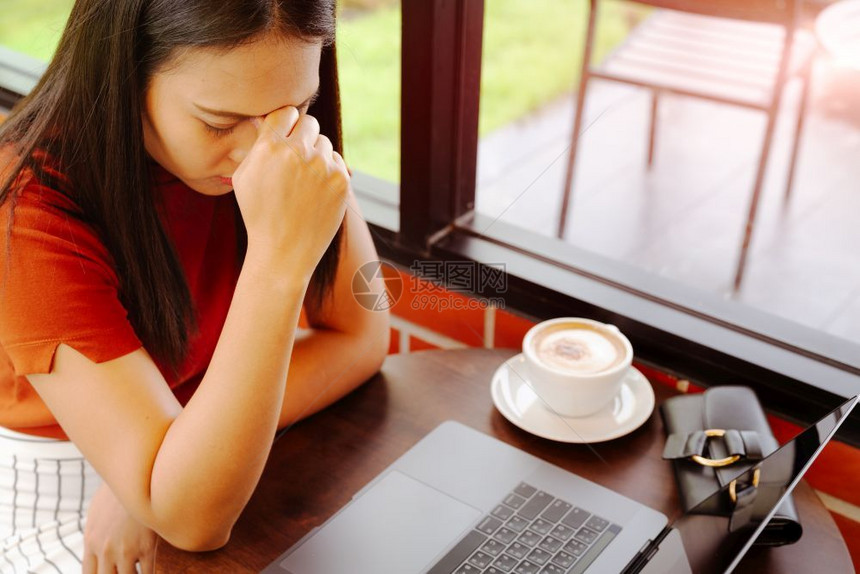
[663,396,858,574]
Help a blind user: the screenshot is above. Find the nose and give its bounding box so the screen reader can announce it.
[227,119,258,165]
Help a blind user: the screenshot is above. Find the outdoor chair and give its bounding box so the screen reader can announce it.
[559,0,817,291]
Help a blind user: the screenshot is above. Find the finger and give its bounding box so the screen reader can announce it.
[140,551,155,574]
[288,114,320,150]
[331,150,348,174]
[116,558,138,574]
[315,134,334,159]
[97,553,118,574]
[256,106,300,140]
[83,552,98,574]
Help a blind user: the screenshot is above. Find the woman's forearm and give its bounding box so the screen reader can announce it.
[148,256,309,550]
[277,324,389,429]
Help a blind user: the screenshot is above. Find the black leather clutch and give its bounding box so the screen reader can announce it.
[660,385,802,546]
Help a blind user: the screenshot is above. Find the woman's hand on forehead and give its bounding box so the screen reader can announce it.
[251,105,301,141]
[231,103,348,278]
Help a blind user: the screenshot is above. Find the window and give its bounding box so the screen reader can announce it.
[338,1,401,185]
[394,0,860,443]
[0,1,71,62]
[0,2,65,111]
[336,1,401,230]
[473,0,860,386]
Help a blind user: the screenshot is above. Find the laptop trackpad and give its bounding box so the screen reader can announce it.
[278,470,482,574]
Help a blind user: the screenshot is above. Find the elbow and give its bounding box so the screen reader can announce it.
[151,491,247,552]
[354,307,389,378]
[367,315,390,375]
[161,522,233,553]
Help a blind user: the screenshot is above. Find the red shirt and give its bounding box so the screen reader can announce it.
[0,156,242,439]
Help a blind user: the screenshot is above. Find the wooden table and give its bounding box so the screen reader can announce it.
[155,348,854,573]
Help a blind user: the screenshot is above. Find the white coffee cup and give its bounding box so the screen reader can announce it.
[521,317,633,418]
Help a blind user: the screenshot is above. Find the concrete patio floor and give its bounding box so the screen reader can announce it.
[475,54,860,349]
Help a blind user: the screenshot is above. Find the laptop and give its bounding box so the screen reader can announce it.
[263,395,857,574]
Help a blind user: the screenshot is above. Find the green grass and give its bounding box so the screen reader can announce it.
[478,0,643,136]
[337,6,403,183]
[337,0,646,181]
[0,0,646,182]
[0,0,73,61]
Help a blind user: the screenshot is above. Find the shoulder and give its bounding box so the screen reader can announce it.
[0,155,141,377]
[1,150,119,285]
[2,145,84,219]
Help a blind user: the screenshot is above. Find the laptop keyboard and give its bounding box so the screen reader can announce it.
[427,482,622,574]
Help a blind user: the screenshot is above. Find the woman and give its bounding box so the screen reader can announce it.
[0,1,390,572]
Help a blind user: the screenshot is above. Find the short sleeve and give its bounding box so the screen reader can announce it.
[0,181,143,376]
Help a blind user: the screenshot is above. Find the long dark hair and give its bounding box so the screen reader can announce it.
[0,0,344,378]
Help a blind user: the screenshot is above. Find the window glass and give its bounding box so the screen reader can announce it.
[475,0,860,362]
[337,1,401,183]
[0,0,72,61]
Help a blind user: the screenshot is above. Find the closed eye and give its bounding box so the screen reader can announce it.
[202,121,237,138]
[201,102,312,138]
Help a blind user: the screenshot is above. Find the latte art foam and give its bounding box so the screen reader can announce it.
[533,327,623,374]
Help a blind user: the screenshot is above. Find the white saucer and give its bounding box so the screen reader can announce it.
[491,354,655,443]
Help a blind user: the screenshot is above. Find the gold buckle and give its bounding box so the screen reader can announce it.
[729,468,761,504]
[690,429,741,468]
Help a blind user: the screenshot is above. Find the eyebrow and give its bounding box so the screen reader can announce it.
[193,87,321,120]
